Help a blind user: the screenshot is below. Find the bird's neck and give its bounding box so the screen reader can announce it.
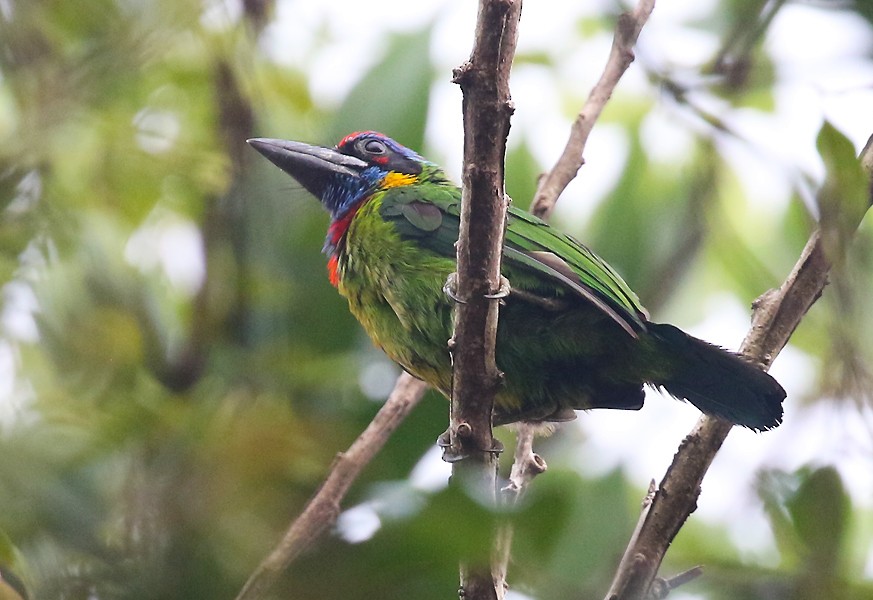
[325,199,364,255]
[323,171,425,256]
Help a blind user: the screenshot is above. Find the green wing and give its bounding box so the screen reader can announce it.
[379,184,649,337]
[502,208,649,336]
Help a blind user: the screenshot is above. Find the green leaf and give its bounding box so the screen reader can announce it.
[511,469,632,597]
[587,128,715,313]
[758,465,851,578]
[786,466,849,573]
[505,139,541,212]
[816,121,871,260]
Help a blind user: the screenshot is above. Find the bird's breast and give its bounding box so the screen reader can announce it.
[333,201,456,393]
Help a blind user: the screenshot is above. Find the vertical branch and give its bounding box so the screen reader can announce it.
[448,0,521,598]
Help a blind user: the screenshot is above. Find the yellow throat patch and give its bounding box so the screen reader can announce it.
[380,172,417,189]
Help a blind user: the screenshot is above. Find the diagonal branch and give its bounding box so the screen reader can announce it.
[604,137,873,600]
[503,0,657,503]
[530,0,656,220]
[235,373,426,600]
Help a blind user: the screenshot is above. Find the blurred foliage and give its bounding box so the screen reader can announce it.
[0,0,871,599]
[682,466,873,600]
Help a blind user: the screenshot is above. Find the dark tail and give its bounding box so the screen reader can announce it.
[647,323,785,431]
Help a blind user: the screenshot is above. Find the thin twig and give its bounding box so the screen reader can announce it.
[530,0,656,219]
[604,139,873,600]
[504,423,548,496]
[504,0,656,497]
[235,373,427,600]
[647,566,705,599]
[493,423,548,599]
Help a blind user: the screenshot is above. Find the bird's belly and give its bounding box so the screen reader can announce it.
[337,256,456,396]
[336,249,642,425]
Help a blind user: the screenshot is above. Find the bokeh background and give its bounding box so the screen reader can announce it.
[1,0,872,598]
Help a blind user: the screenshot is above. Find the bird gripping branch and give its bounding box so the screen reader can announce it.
[248,132,785,431]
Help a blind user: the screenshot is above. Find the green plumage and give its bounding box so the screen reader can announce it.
[248,133,785,430]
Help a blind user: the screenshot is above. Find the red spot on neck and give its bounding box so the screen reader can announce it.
[325,199,366,286]
[327,200,362,246]
[327,255,339,287]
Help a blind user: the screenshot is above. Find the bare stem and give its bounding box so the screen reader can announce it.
[493,423,548,598]
[504,423,548,496]
[530,0,656,220]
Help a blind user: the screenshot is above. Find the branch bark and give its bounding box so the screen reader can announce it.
[448,1,522,598]
[604,139,873,600]
[235,373,426,600]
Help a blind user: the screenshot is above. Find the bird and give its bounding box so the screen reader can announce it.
[247,131,785,431]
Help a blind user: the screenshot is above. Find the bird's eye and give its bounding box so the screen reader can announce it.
[362,139,387,155]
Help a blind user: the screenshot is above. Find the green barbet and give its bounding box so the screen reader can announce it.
[248,132,784,430]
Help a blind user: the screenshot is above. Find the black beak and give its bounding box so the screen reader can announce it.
[247,138,368,200]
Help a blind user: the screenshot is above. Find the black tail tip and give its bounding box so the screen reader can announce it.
[649,323,786,431]
[663,378,785,431]
[739,387,785,431]
[710,360,786,431]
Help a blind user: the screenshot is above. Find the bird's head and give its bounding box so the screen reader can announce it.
[248,131,431,220]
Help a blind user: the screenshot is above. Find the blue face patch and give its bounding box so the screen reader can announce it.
[321,166,388,219]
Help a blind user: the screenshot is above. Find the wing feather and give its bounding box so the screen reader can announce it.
[378,185,648,337]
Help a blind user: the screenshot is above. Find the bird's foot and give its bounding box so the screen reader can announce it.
[437,429,466,462]
[437,426,504,463]
[443,273,511,304]
[484,275,511,300]
[442,272,465,304]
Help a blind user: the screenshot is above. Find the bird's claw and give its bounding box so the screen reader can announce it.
[443,272,466,304]
[444,273,511,303]
[484,275,511,300]
[437,429,466,462]
[437,428,504,463]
